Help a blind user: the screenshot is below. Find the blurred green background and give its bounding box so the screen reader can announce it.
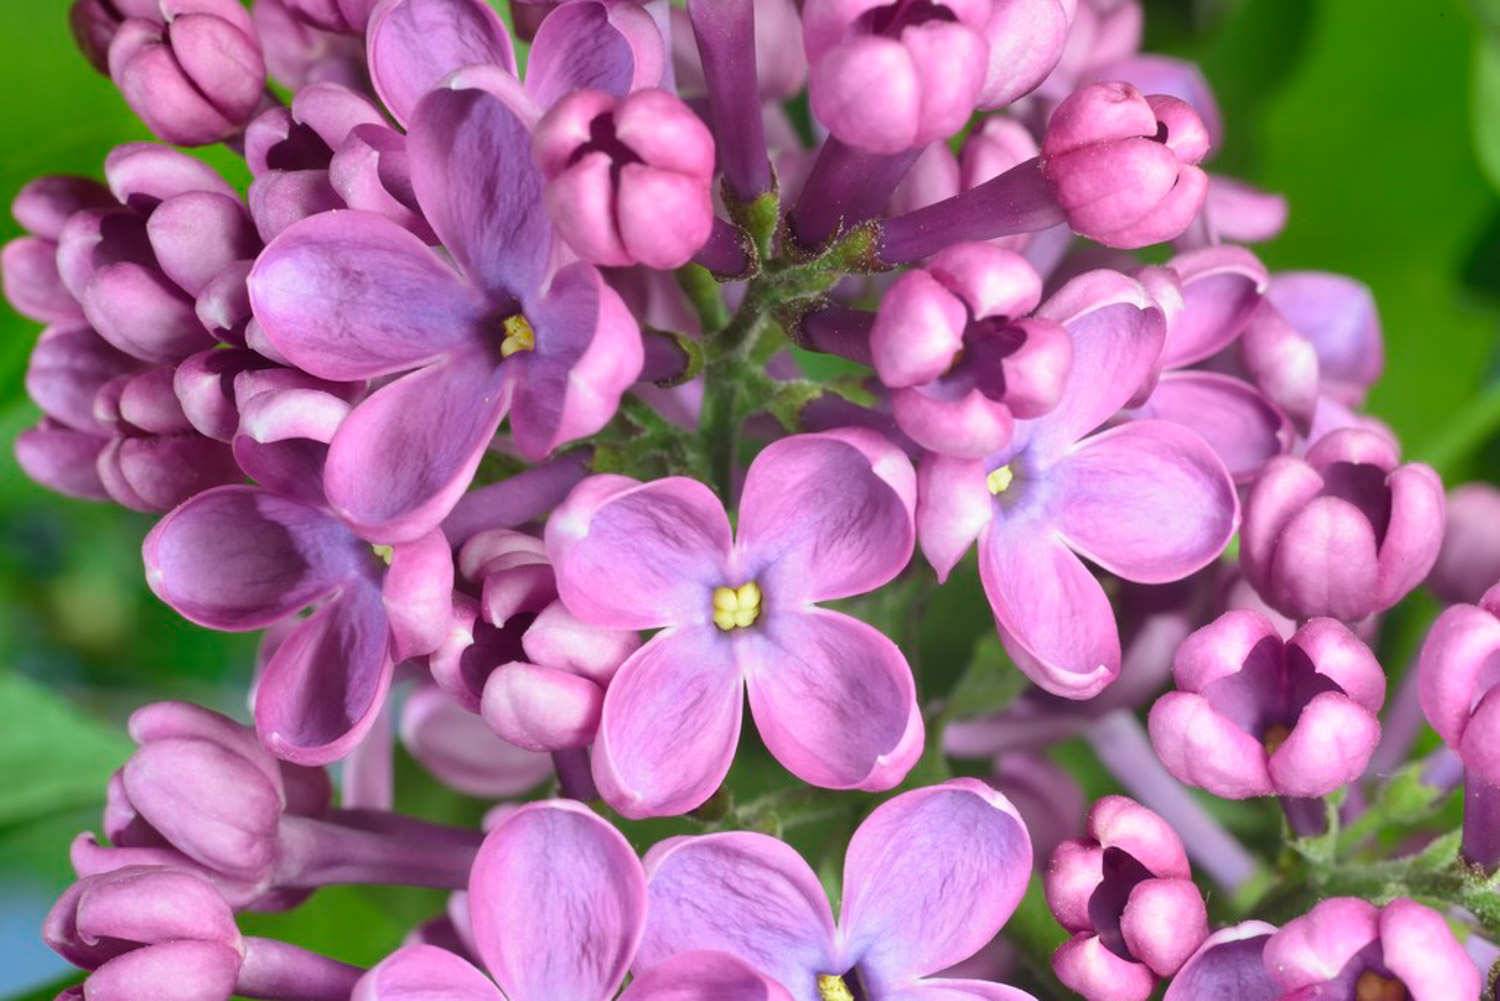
[1,0,1499,997]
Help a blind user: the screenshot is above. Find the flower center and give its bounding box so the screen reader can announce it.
[500,314,536,357]
[1355,971,1407,1001]
[371,544,394,565]
[712,581,762,631]
[987,464,1014,495]
[817,975,855,1001]
[1262,723,1291,756]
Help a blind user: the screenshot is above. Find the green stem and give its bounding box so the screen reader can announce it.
[1420,380,1500,475]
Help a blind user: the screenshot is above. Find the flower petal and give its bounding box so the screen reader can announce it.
[840,779,1032,982]
[1267,691,1379,798]
[1130,372,1289,483]
[742,609,922,792]
[355,944,501,1001]
[250,209,486,381]
[1053,420,1238,583]
[400,684,553,797]
[254,584,394,765]
[1146,691,1274,799]
[324,355,512,543]
[144,485,365,631]
[525,0,637,107]
[1161,922,1277,1001]
[915,453,993,583]
[737,429,916,606]
[978,522,1119,699]
[1380,899,1482,1001]
[469,800,646,1001]
[593,627,743,819]
[367,0,516,126]
[546,475,731,630]
[1261,898,1378,991]
[639,831,838,997]
[408,86,553,300]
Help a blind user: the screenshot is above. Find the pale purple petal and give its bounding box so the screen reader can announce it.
[400,684,553,797]
[737,429,916,606]
[144,485,366,630]
[25,323,137,432]
[1160,245,1266,368]
[468,800,646,1001]
[324,355,513,543]
[1028,270,1165,458]
[546,475,731,630]
[250,210,487,381]
[14,423,109,500]
[979,520,1119,699]
[354,943,502,1001]
[408,86,553,299]
[1053,420,1238,583]
[525,0,637,107]
[1264,271,1382,404]
[621,950,793,1001]
[367,0,516,126]
[639,831,838,997]
[840,779,1032,983]
[915,453,993,583]
[890,980,1038,1001]
[1162,922,1277,1001]
[255,584,394,765]
[594,627,743,819]
[1130,372,1289,483]
[742,608,921,792]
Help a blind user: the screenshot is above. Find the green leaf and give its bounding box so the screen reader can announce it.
[0,672,129,828]
[1474,34,1500,198]
[943,635,1029,721]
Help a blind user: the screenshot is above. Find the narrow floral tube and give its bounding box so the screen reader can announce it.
[686,0,772,200]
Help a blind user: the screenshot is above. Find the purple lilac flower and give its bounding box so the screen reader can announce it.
[249,0,368,92]
[1045,795,1208,1001]
[144,482,454,764]
[354,801,788,1001]
[1262,898,1480,1001]
[546,428,922,817]
[399,683,555,798]
[1161,922,1277,1001]
[1241,427,1444,623]
[638,779,1034,1001]
[1418,583,1500,866]
[249,85,643,542]
[917,269,1237,698]
[1148,611,1386,801]
[45,865,364,1001]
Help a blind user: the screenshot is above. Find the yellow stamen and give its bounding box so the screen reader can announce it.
[371,544,395,565]
[711,581,762,631]
[986,464,1014,495]
[1355,971,1407,1001]
[817,975,855,1001]
[500,314,536,357]
[1262,723,1292,757]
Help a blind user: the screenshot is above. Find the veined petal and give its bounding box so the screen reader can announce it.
[1053,420,1238,583]
[526,0,638,107]
[469,800,646,1001]
[840,779,1032,983]
[639,831,838,998]
[1129,372,1289,483]
[741,609,922,793]
[250,209,486,381]
[367,0,516,126]
[737,429,916,606]
[594,626,743,819]
[620,951,793,1001]
[354,944,502,1001]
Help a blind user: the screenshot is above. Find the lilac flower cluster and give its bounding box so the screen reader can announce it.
[5,1,1499,1000]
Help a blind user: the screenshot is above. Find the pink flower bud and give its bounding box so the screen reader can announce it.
[1148,610,1385,799]
[1043,81,1210,248]
[535,87,715,269]
[870,242,1071,457]
[1419,583,1500,786]
[1045,796,1208,1001]
[1241,428,1445,622]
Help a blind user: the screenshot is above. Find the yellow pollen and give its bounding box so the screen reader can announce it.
[986,465,1014,495]
[817,975,855,1001]
[500,314,536,357]
[712,581,762,631]
[1355,971,1407,1001]
[1262,723,1292,756]
[371,544,395,565]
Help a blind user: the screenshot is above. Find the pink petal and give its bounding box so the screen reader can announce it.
[978,522,1119,699]
[526,0,638,107]
[639,831,838,996]
[14,423,109,501]
[1160,245,1266,368]
[324,354,513,543]
[840,779,1032,982]
[254,585,394,765]
[400,684,553,797]
[480,660,604,751]
[468,800,646,1001]
[737,429,916,606]
[355,943,503,1001]
[546,475,731,630]
[1380,899,1482,1001]
[144,485,364,630]
[1267,691,1379,797]
[250,210,486,381]
[1261,898,1378,991]
[620,950,794,1001]
[1053,420,1238,583]
[1130,372,1289,483]
[742,609,922,792]
[1146,692,1274,799]
[408,86,553,300]
[594,627,743,818]
[915,453,993,582]
[367,0,516,126]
